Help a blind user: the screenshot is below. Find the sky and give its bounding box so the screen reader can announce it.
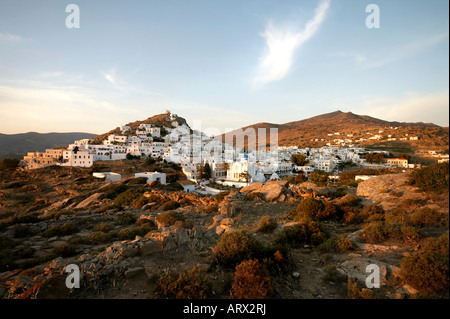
[0,0,448,135]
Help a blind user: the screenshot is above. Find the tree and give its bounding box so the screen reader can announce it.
[397,153,411,161]
[366,153,386,164]
[291,154,309,166]
[310,170,329,184]
[73,146,79,154]
[294,172,308,184]
[197,163,212,180]
[0,158,20,170]
[239,171,251,183]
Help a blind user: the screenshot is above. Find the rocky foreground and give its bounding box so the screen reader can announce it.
[0,166,448,299]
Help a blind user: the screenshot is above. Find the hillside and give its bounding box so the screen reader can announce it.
[91,112,189,144]
[219,111,448,151]
[0,132,96,160]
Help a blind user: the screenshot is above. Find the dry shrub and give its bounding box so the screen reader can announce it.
[401,232,449,293]
[158,267,211,299]
[213,231,263,267]
[342,207,363,224]
[161,200,181,211]
[156,210,186,227]
[202,203,219,214]
[257,216,277,233]
[409,207,448,227]
[274,220,326,247]
[318,235,355,253]
[231,259,272,299]
[94,222,113,233]
[347,279,379,299]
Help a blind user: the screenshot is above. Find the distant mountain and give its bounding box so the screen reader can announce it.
[0,132,96,160]
[219,110,446,150]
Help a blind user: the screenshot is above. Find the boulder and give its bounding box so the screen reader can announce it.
[124,267,145,279]
[75,193,106,209]
[240,183,263,193]
[337,258,394,286]
[256,180,288,202]
[140,240,161,256]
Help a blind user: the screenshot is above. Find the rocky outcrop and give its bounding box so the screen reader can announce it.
[240,180,291,202]
[74,192,106,209]
[356,173,427,210]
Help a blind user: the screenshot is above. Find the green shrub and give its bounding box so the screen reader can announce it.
[401,232,449,293]
[347,279,379,299]
[13,225,35,238]
[161,200,181,211]
[52,244,78,258]
[409,208,448,227]
[257,216,277,233]
[166,182,184,191]
[0,158,20,170]
[93,222,113,233]
[318,235,355,253]
[0,249,16,272]
[130,196,150,209]
[342,207,363,224]
[156,211,185,227]
[215,191,230,202]
[358,222,388,244]
[42,223,80,238]
[157,267,211,299]
[359,221,422,244]
[407,163,449,193]
[296,198,341,221]
[115,212,137,226]
[322,266,345,284]
[126,177,148,185]
[88,231,109,243]
[16,246,35,259]
[113,188,145,206]
[274,220,326,247]
[118,225,155,240]
[361,204,385,219]
[213,231,263,267]
[202,203,219,214]
[104,184,129,200]
[231,259,272,299]
[0,235,15,250]
[337,194,360,207]
[136,218,156,228]
[296,198,324,218]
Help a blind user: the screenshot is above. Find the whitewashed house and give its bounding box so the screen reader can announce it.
[135,172,166,184]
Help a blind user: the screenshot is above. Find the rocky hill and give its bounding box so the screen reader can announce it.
[219,111,448,151]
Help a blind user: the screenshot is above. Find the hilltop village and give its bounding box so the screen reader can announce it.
[20,112,441,191]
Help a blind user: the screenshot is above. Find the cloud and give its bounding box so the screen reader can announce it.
[102,68,119,86]
[39,71,64,78]
[361,32,449,70]
[252,0,331,89]
[0,31,23,42]
[360,89,449,126]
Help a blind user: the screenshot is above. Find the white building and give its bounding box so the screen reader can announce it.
[135,172,166,184]
[60,150,93,167]
[93,172,121,182]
